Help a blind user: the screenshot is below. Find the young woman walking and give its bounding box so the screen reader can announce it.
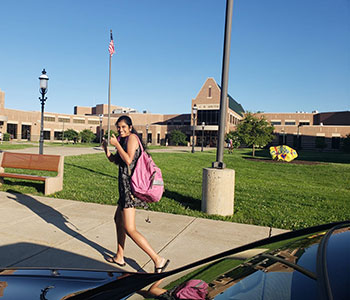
[102,115,169,273]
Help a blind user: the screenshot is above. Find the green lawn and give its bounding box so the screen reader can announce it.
[1,148,349,230]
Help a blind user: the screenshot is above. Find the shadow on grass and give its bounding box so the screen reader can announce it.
[1,179,44,193]
[65,163,117,179]
[242,148,350,164]
[163,190,201,211]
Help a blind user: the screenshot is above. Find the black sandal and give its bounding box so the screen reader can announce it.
[155,259,170,273]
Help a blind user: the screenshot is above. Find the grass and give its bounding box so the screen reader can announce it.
[0,148,349,230]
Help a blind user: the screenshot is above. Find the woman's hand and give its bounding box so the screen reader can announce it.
[110,134,119,147]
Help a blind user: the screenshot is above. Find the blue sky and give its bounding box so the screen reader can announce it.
[0,0,349,115]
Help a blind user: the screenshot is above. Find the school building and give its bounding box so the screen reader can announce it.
[0,77,349,151]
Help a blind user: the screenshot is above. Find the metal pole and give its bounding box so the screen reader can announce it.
[213,0,234,169]
[99,120,102,145]
[201,123,205,152]
[39,91,46,155]
[62,121,64,146]
[191,115,196,153]
[107,53,112,144]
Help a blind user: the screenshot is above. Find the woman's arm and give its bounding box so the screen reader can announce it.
[110,133,139,166]
[102,139,115,162]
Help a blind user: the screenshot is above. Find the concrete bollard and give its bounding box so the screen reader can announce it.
[202,168,235,216]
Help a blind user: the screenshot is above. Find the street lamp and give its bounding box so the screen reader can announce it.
[38,69,49,154]
[99,114,103,145]
[297,123,302,150]
[146,124,149,145]
[191,105,197,153]
[201,122,205,152]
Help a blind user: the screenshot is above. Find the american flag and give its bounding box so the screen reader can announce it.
[108,30,115,56]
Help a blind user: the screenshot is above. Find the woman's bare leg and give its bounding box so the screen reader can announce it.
[113,205,126,264]
[123,207,166,268]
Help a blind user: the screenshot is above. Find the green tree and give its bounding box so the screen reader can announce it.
[235,112,275,156]
[79,129,95,143]
[63,129,78,142]
[3,133,10,141]
[225,131,241,149]
[169,130,187,146]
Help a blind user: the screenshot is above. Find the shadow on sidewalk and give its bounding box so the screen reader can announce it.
[6,191,144,272]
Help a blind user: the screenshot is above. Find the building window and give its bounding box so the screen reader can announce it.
[157,133,160,144]
[332,137,340,149]
[197,109,219,125]
[271,121,281,125]
[44,116,55,122]
[43,131,51,140]
[21,125,31,140]
[7,123,17,139]
[299,121,310,126]
[285,121,296,126]
[58,118,70,123]
[73,119,85,124]
[88,120,100,125]
[208,86,212,98]
[54,131,63,140]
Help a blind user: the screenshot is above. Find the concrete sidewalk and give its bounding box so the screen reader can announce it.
[0,191,287,273]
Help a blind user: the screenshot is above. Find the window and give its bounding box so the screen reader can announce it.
[7,123,17,139]
[208,86,212,98]
[271,121,281,125]
[197,109,219,125]
[285,121,296,126]
[54,131,63,140]
[299,121,310,126]
[44,116,55,122]
[58,118,70,123]
[73,119,85,124]
[21,125,31,140]
[157,133,160,144]
[43,131,51,140]
[88,120,100,125]
[332,137,340,149]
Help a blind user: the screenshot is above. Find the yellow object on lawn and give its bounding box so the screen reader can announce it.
[269,145,298,162]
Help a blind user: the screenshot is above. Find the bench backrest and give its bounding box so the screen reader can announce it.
[0,152,62,173]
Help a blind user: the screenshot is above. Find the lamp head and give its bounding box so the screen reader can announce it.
[39,69,49,93]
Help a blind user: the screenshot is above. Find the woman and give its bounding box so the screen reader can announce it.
[102,115,169,273]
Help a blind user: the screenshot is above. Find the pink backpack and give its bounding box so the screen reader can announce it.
[174,280,208,300]
[130,135,164,203]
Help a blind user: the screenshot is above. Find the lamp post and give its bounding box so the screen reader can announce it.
[297,124,302,150]
[146,124,149,145]
[99,114,103,145]
[201,122,205,152]
[191,105,197,153]
[38,69,49,155]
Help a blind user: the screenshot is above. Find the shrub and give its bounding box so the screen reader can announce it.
[169,130,187,146]
[3,133,10,141]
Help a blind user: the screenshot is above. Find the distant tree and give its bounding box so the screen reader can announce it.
[64,129,78,142]
[225,131,240,149]
[3,133,10,141]
[169,130,187,146]
[235,112,275,156]
[342,134,350,153]
[79,129,95,143]
[103,130,118,140]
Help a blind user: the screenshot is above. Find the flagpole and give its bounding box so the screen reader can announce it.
[107,50,112,145]
[107,29,113,145]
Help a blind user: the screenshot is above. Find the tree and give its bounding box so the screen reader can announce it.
[225,131,240,150]
[235,112,275,156]
[79,129,95,143]
[169,130,187,146]
[63,129,78,142]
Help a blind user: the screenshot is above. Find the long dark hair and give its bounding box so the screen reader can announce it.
[116,115,147,151]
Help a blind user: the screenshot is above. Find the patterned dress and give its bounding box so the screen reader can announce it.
[114,136,148,209]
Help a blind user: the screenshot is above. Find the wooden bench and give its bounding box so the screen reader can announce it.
[0,152,64,195]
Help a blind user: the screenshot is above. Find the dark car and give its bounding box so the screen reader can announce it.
[0,221,349,299]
